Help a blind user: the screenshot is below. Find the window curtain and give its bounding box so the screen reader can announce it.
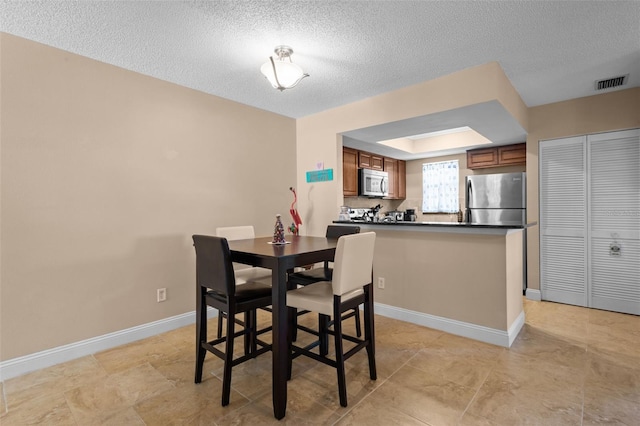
[422,160,459,213]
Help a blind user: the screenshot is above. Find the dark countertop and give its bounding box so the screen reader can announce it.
[332,220,537,229]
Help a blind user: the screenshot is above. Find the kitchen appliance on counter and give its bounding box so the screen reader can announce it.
[338,206,351,221]
[348,208,373,222]
[385,211,404,221]
[465,172,526,226]
[405,209,416,222]
[348,204,382,222]
[359,168,388,198]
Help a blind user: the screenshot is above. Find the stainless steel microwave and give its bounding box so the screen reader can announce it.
[359,168,388,197]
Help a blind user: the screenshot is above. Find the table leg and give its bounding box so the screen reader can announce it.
[272,264,288,419]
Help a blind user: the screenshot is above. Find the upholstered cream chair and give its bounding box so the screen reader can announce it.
[286,231,377,407]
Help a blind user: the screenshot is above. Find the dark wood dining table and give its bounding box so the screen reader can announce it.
[227,235,338,420]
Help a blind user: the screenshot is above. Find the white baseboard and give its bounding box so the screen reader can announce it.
[525,288,542,301]
[373,302,525,348]
[2,303,528,382]
[0,308,219,382]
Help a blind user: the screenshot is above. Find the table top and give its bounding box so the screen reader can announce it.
[227,235,338,257]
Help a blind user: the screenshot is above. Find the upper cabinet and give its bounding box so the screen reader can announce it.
[359,151,384,170]
[384,157,397,199]
[343,147,406,199]
[397,159,406,199]
[343,147,359,197]
[467,143,526,169]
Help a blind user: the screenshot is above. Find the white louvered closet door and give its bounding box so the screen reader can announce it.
[539,136,587,306]
[588,129,640,315]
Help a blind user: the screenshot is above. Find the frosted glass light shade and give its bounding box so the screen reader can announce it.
[261,60,307,90]
[260,46,308,91]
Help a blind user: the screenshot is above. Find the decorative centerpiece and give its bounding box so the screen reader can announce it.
[272,214,286,244]
[288,187,302,235]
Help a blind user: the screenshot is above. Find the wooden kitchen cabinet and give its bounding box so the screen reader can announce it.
[343,147,359,197]
[467,143,526,169]
[498,143,527,165]
[344,147,406,199]
[359,151,384,170]
[383,158,406,200]
[397,159,406,199]
[467,147,499,169]
[384,157,397,199]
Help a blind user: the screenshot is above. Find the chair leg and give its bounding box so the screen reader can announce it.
[287,307,295,381]
[217,311,224,338]
[353,308,362,337]
[364,286,377,381]
[292,310,298,341]
[333,310,348,407]
[195,290,207,384]
[243,311,251,355]
[246,310,258,355]
[319,314,329,356]
[221,308,235,406]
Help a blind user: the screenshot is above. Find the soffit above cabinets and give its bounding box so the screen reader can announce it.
[342,101,527,161]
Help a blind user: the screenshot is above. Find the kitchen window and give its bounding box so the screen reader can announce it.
[422,160,459,213]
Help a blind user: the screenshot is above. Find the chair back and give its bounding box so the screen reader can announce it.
[325,225,360,239]
[192,235,235,296]
[216,225,255,241]
[331,232,376,296]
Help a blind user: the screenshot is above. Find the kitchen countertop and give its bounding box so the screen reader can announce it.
[333,220,536,229]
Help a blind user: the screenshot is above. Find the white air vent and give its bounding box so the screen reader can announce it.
[595,74,628,91]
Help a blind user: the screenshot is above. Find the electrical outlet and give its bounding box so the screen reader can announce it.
[157,288,167,302]
[377,277,385,289]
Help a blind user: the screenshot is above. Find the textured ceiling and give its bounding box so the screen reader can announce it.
[2,0,638,119]
[1,1,639,159]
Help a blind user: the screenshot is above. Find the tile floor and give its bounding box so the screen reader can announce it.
[1,299,639,425]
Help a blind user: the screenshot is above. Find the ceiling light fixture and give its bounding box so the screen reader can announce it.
[260,45,309,91]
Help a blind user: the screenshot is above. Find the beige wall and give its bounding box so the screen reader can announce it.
[2,30,636,362]
[0,34,297,360]
[525,88,640,291]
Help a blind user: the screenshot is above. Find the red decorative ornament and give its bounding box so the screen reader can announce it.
[289,187,302,235]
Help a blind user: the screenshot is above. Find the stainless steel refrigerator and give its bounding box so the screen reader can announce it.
[465,172,526,226]
[465,171,527,291]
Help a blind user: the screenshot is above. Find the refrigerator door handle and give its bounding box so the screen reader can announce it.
[465,179,472,223]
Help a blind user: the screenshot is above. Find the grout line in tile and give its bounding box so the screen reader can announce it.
[457,352,499,424]
[329,349,423,425]
[385,349,422,380]
[1,383,7,417]
[329,377,390,426]
[61,383,81,426]
[579,383,585,426]
[348,351,424,422]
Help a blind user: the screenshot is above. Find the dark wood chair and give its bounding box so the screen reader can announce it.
[286,232,377,407]
[214,226,272,339]
[193,235,272,406]
[288,225,362,340]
